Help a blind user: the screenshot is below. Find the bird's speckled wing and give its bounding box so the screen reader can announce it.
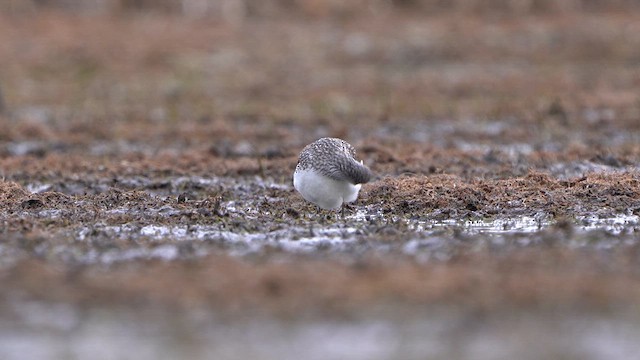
[296,138,372,184]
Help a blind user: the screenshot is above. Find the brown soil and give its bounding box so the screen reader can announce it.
[1,4,640,318]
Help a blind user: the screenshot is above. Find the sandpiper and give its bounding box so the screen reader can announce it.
[293,137,372,210]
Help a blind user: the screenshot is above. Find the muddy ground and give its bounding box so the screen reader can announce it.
[1,2,640,359]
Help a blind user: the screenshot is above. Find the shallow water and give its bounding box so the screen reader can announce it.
[1,302,639,360]
[9,211,623,267]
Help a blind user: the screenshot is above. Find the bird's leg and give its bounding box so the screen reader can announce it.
[308,221,315,237]
[341,203,356,220]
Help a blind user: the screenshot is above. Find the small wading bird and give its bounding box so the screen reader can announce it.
[293,137,372,215]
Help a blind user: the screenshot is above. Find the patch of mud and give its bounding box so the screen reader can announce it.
[2,172,640,268]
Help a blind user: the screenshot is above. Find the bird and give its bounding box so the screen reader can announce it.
[293,137,372,210]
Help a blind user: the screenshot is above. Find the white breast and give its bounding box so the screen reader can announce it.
[293,168,362,210]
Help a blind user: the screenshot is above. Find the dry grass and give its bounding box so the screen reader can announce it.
[366,172,640,218]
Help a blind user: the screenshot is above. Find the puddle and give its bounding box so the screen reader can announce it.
[96,244,182,264]
[548,161,630,180]
[71,223,363,264]
[408,215,550,234]
[0,303,639,360]
[47,211,638,265]
[410,213,640,235]
[577,214,639,235]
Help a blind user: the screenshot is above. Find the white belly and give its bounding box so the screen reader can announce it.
[293,169,362,210]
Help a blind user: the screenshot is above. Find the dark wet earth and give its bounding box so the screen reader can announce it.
[4,171,640,267]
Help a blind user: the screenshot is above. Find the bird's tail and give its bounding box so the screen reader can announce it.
[344,159,373,184]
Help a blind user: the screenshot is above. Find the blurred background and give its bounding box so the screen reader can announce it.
[2,2,640,360]
[5,0,640,16]
[1,0,639,157]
